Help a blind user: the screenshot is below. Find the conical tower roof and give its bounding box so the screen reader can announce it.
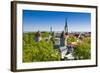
[35,31,41,37]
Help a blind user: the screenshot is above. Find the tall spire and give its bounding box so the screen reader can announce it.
[65,19,68,28]
[50,26,53,36]
[50,26,52,33]
[64,18,68,35]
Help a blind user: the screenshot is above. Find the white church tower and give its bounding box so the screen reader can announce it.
[35,31,42,42]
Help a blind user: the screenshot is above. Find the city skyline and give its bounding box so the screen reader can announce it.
[23,10,91,32]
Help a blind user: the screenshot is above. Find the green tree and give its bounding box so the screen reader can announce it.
[67,36,77,43]
[73,37,91,60]
[23,33,60,62]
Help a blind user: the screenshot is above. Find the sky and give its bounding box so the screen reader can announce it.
[23,10,91,32]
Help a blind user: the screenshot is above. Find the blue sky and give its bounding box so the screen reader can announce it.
[23,10,91,32]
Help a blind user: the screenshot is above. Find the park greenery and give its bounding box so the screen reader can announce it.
[23,32,91,62]
[73,37,91,60]
[67,35,77,44]
[23,32,60,62]
[67,35,91,60]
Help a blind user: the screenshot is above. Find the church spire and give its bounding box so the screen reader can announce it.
[50,26,52,33]
[65,19,68,28]
[65,19,68,35]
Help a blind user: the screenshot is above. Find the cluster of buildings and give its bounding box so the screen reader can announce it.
[34,19,91,60]
[34,19,83,46]
[35,20,69,46]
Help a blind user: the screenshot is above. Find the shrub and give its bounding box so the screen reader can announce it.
[73,38,91,60]
[23,33,60,62]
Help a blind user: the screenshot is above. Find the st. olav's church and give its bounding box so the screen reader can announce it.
[34,19,75,60]
[35,20,68,46]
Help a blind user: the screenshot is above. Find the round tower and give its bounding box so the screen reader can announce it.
[35,31,42,42]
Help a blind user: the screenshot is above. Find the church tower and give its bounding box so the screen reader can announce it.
[49,26,53,40]
[64,19,68,35]
[50,26,52,35]
[60,19,68,46]
[35,31,42,42]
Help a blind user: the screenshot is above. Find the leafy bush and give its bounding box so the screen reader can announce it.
[23,33,60,62]
[67,36,77,43]
[41,32,49,38]
[73,37,91,60]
